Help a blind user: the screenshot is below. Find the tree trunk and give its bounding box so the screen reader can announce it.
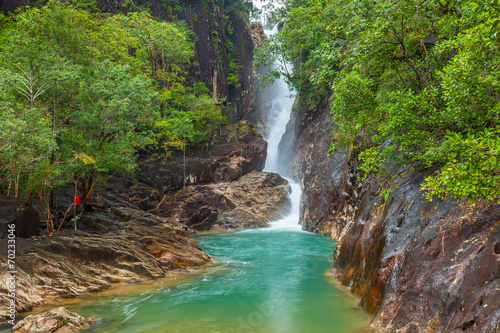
[14,172,19,198]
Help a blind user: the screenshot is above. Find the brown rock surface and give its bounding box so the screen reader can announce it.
[332,172,500,333]
[176,1,260,120]
[0,206,211,322]
[12,307,100,333]
[283,97,500,332]
[227,13,261,120]
[154,171,291,231]
[279,97,353,239]
[249,23,265,48]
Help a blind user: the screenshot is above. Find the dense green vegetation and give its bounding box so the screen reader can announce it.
[257,0,500,204]
[0,1,226,228]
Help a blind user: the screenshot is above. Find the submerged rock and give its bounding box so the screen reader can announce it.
[154,171,291,231]
[12,307,100,333]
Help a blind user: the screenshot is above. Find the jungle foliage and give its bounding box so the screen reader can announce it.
[256,0,500,203]
[0,1,225,225]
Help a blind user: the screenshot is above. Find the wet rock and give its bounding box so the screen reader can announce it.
[12,307,100,333]
[177,0,229,103]
[332,172,500,333]
[279,97,358,239]
[227,14,261,120]
[0,197,40,239]
[176,1,260,119]
[285,96,500,332]
[154,171,291,231]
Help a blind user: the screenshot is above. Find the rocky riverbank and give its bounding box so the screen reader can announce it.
[283,98,500,332]
[0,204,212,323]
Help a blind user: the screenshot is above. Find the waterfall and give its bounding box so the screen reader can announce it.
[260,24,302,232]
[262,25,295,175]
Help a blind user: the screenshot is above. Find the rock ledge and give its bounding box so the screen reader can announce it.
[13,307,100,333]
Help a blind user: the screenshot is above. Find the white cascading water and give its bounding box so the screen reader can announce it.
[262,26,295,174]
[261,24,302,232]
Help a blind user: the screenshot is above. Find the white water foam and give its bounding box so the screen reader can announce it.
[265,180,303,231]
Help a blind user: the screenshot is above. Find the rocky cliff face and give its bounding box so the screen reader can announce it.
[226,16,264,120]
[175,0,261,120]
[333,172,500,333]
[280,98,359,239]
[284,98,500,332]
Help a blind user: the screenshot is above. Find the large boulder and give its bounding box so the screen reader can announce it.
[0,197,40,239]
[12,307,100,333]
[153,171,291,231]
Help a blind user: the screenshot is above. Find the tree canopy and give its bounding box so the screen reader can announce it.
[256,0,500,204]
[0,1,225,228]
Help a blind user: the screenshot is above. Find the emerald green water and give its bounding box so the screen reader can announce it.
[29,228,370,333]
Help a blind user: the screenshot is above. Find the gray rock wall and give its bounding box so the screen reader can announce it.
[285,95,500,332]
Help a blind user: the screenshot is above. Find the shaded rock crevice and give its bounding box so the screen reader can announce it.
[0,197,40,239]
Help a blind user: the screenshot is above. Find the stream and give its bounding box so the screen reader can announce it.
[30,225,370,333]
